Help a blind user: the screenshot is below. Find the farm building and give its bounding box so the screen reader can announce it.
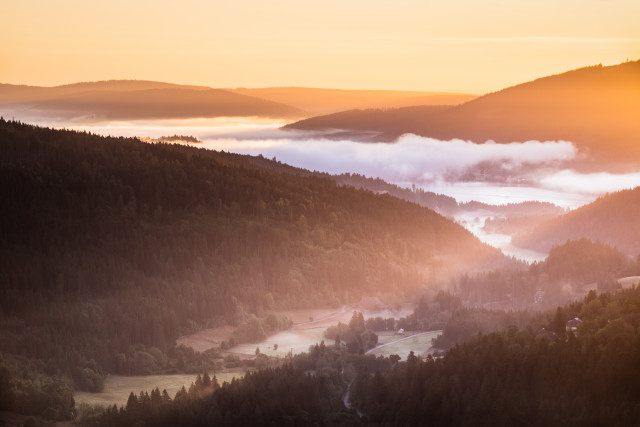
[566,317,583,332]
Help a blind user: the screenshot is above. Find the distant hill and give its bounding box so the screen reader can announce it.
[512,187,640,256]
[286,61,640,168]
[284,105,449,140]
[231,87,476,115]
[0,80,306,120]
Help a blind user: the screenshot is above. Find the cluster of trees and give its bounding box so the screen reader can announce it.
[324,311,378,354]
[220,313,292,349]
[157,135,200,143]
[0,118,505,396]
[431,306,537,349]
[0,354,75,421]
[80,347,366,427]
[364,290,462,332]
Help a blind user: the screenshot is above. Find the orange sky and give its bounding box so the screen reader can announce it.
[1,0,639,93]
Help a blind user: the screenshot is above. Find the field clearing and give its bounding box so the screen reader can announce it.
[225,303,414,357]
[180,303,415,357]
[277,307,347,325]
[367,331,441,360]
[226,327,334,357]
[285,304,414,330]
[176,325,235,353]
[74,371,244,408]
[375,330,422,345]
[618,276,640,289]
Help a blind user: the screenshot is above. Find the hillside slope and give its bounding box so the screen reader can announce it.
[0,80,305,120]
[287,61,640,168]
[512,187,640,256]
[0,119,505,387]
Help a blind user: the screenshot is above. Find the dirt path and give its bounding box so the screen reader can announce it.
[365,330,442,355]
[343,380,363,417]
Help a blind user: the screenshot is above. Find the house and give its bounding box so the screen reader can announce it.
[566,317,583,332]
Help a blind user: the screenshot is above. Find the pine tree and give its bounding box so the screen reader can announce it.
[203,371,212,388]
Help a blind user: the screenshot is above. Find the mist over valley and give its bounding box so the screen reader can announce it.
[2,56,640,426]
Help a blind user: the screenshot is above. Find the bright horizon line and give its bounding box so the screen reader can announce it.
[4,57,637,95]
[1,78,481,95]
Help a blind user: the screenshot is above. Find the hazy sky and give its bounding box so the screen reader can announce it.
[2,0,639,92]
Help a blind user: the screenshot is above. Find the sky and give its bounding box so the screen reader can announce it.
[2,0,639,93]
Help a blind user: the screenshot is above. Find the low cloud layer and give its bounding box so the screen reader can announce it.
[201,133,593,206]
[540,170,640,194]
[203,134,577,184]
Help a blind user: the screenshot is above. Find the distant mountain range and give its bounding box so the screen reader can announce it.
[229,87,476,115]
[0,81,475,122]
[286,61,640,169]
[0,81,305,120]
[512,187,640,256]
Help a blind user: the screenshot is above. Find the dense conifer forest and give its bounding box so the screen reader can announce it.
[0,119,504,416]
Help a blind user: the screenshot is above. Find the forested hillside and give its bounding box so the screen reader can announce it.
[455,238,636,310]
[0,119,504,393]
[350,287,640,426]
[513,187,640,256]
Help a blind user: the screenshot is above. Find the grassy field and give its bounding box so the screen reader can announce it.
[226,327,334,358]
[179,303,415,355]
[74,371,244,408]
[367,331,441,360]
[618,276,640,289]
[77,306,431,408]
[175,325,235,353]
[224,304,414,357]
[375,330,420,345]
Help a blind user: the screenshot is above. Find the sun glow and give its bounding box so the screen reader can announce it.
[2,0,639,92]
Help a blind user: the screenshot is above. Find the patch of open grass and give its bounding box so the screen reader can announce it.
[74,371,244,408]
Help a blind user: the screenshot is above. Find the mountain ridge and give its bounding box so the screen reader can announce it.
[0,81,306,120]
[0,80,478,121]
[512,186,640,256]
[286,60,640,169]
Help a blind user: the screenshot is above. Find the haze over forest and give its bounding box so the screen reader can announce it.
[2,1,640,426]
